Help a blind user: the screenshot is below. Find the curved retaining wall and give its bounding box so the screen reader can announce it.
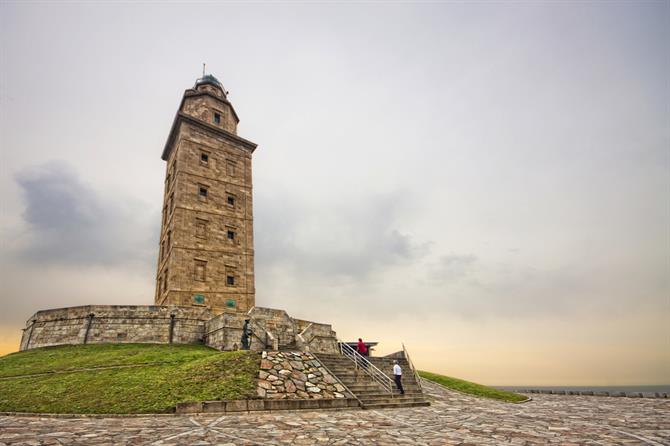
[20,305,213,351]
[19,305,340,354]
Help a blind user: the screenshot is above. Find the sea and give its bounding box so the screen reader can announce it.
[496,385,670,393]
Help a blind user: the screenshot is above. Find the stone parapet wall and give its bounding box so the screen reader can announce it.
[521,389,669,398]
[205,312,272,351]
[176,397,359,414]
[257,351,350,400]
[19,305,339,354]
[296,321,339,354]
[20,306,213,351]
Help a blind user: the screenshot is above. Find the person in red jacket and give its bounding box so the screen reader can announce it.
[357,338,368,356]
[356,338,368,368]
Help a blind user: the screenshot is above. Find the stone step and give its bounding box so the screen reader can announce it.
[340,383,386,389]
[321,358,411,366]
[354,391,424,398]
[346,382,420,388]
[362,400,430,410]
[315,353,428,408]
[322,364,413,374]
[360,396,428,405]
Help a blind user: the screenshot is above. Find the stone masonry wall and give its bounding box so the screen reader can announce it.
[20,306,213,351]
[205,312,272,352]
[20,305,340,355]
[295,320,339,354]
[204,307,339,354]
[156,118,255,314]
[257,351,350,400]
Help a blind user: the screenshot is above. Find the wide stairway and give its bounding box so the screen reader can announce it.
[315,353,430,410]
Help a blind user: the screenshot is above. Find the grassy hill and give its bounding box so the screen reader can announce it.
[0,344,525,414]
[0,344,259,414]
[418,370,527,403]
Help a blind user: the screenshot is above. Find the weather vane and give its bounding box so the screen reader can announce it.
[202,62,206,77]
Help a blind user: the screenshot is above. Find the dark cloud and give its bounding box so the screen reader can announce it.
[14,162,158,268]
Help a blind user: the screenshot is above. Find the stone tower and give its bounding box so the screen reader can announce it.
[155,74,257,313]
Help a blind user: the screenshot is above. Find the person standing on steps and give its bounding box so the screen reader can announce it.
[357,338,368,368]
[357,338,368,356]
[393,360,405,395]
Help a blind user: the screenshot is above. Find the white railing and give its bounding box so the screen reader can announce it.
[339,341,395,396]
[402,343,423,392]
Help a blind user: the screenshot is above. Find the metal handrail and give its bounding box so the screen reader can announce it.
[402,343,423,392]
[339,341,395,396]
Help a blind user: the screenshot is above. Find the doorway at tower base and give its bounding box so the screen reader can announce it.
[206,306,339,354]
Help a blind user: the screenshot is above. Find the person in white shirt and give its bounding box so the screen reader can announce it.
[392,360,405,395]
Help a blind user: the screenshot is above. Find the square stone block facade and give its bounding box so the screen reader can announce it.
[155,76,257,314]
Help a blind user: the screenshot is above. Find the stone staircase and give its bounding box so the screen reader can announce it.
[315,353,430,410]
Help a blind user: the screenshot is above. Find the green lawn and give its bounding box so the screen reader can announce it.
[0,344,260,414]
[418,370,527,403]
[0,343,218,378]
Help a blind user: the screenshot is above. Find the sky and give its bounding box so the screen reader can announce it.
[0,1,668,386]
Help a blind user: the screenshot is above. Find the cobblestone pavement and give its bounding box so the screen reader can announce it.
[1,380,668,445]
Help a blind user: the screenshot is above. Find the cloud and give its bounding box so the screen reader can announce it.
[13,161,158,269]
[428,254,479,282]
[255,188,431,283]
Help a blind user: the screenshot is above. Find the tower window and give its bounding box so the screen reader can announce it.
[199,185,208,198]
[227,230,235,240]
[213,113,221,124]
[195,219,208,239]
[227,195,235,206]
[226,160,237,177]
[200,152,209,164]
[226,275,235,286]
[163,269,169,293]
[194,260,207,282]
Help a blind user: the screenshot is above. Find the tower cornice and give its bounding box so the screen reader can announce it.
[162,111,258,161]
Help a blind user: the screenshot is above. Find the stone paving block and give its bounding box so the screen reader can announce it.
[298,400,320,410]
[202,401,225,413]
[224,400,248,412]
[175,401,203,414]
[247,400,264,411]
[327,398,348,409]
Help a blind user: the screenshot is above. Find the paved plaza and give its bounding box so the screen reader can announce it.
[0,380,668,445]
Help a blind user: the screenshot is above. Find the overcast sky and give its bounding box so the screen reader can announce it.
[0,1,668,385]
